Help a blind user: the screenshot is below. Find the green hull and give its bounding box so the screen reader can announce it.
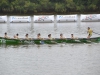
[0,37,100,45]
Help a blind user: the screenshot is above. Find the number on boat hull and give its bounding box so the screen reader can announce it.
[0,39,6,44]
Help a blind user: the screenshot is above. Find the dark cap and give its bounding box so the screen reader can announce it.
[16,33,19,36]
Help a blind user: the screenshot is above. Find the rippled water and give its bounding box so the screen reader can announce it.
[0,21,100,75]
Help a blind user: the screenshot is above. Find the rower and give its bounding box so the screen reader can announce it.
[87,27,93,38]
[48,34,53,40]
[4,32,9,38]
[71,34,78,39]
[71,34,74,39]
[25,34,29,40]
[14,33,19,39]
[37,33,43,39]
[60,33,65,39]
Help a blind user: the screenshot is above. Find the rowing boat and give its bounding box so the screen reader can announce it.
[0,37,100,44]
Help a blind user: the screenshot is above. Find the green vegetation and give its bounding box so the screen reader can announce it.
[0,0,100,14]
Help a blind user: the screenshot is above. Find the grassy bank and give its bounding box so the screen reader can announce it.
[0,12,100,15]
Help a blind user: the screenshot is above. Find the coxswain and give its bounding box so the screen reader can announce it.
[87,27,93,38]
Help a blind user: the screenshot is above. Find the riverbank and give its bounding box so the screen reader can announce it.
[0,12,100,15]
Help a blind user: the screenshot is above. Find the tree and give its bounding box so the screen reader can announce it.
[0,0,9,12]
[0,0,100,14]
[65,0,76,12]
[55,3,66,13]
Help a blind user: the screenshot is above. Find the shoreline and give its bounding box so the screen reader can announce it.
[0,12,100,15]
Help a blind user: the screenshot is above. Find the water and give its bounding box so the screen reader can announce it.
[0,21,100,75]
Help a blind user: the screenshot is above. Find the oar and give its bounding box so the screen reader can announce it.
[93,32,100,35]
